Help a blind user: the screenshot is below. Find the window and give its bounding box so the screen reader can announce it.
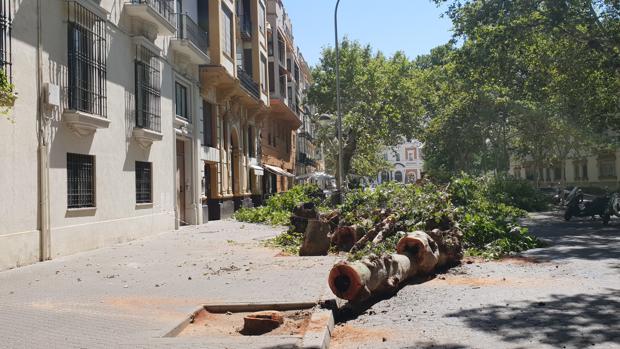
[135,161,152,204]
[248,126,255,157]
[67,153,95,209]
[0,0,12,78]
[599,157,617,179]
[198,0,209,32]
[135,47,161,132]
[175,82,189,120]
[203,100,214,147]
[553,166,561,181]
[258,2,266,35]
[394,171,403,183]
[406,149,415,161]
[67,2,107,117]
[268,62,275,93]
[268,35,273,56]
[582,161,588,180]
[243,48,253,74]
[573,162,581,180]
[260,55,267,92]
[394,152,400,162]
[221,5,233,57]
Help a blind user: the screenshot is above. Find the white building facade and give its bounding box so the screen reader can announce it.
[377,140,425,184]
[0,0,272,271]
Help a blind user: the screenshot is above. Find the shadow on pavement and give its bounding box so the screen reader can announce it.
[523,211,620,261]
[446,289,620,348]
[401,344,468,349]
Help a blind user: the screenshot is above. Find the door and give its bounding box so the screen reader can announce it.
[176,140,186,225]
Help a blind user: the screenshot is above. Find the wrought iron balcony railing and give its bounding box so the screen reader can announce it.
[176,13,209,56]
[130,0,175,27]
[237,68,260,100]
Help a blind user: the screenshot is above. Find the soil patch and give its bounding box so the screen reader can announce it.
[177,309,312,337]
[331,324,393,346]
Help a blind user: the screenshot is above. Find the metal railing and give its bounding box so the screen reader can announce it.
[237,68,260,100]
[0,0,12,80]
[130,0,175,27]
[176,13,209,56]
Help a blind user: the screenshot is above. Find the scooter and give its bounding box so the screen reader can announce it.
[564,187,612,224]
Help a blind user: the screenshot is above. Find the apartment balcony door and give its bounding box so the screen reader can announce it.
[176,140,187,225]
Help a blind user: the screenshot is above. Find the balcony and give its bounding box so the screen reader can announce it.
[237,68,260,100]
[124,0,176,36]
[170,14,210,64]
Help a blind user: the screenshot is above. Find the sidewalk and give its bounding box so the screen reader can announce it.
[0,220,338,349]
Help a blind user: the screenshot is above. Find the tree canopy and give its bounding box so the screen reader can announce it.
[308,40,425,181]
[309,1,619,181]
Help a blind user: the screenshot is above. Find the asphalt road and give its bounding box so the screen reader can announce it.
[330,212,620,349]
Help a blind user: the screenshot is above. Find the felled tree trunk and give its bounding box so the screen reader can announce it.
[299,219,331,256]
[426,228,463,268]
[328,231,463,302]
[331,225,359,252]
[328,253,416,302]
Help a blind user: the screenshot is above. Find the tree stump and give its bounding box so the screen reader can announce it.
[290,202,319,234]
[299,219,331,256]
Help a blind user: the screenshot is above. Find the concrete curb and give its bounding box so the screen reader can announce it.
[301,309,335,349]
[203,301,317,313]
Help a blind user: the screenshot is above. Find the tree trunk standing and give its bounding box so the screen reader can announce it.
[338,134,357,188]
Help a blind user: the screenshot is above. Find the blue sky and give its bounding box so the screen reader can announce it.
[284,0,454,67]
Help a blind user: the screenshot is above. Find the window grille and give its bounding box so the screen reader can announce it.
[67,153,95,209]
[135,46,161,132]
[67,1,107,117]
[0,0,12,79]
[135,161,152,204]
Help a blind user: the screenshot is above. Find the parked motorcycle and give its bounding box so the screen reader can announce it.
[564,187,612,224]
[611,192,620,218]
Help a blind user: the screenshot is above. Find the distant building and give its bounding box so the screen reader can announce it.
[377,140,425,184]
[510,147,620,189]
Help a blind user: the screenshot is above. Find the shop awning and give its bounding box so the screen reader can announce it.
[250,164,264,176]
[264,164,295,178]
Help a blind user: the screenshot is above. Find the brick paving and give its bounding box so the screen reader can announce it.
[0,220,338,349]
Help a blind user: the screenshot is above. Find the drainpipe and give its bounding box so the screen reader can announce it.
[193,85,201,224]
[36,0,51,261]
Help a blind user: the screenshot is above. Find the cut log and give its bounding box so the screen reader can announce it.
[328,231,463,302]
[328,253,416,302]
[395,231,440,274]
[331,226,358,252]
[299,219,331,256]
[427,228,463,268]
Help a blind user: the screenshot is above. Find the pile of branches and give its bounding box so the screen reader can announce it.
[284,180,540,260]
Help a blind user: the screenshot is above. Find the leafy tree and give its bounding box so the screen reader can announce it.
[420,0,619,177]
[308,39,425,180]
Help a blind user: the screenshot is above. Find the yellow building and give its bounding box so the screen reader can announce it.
[199,0,270,218]
[260,0,304,195]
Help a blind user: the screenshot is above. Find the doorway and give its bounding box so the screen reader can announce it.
[176,140,187,225]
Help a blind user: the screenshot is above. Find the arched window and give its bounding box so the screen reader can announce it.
[381,171,389,183]
[394,171,403,183]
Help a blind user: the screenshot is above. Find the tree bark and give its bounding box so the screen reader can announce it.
[328,231,462,302]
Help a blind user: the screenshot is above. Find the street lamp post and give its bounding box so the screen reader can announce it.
[334,0,344,200]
